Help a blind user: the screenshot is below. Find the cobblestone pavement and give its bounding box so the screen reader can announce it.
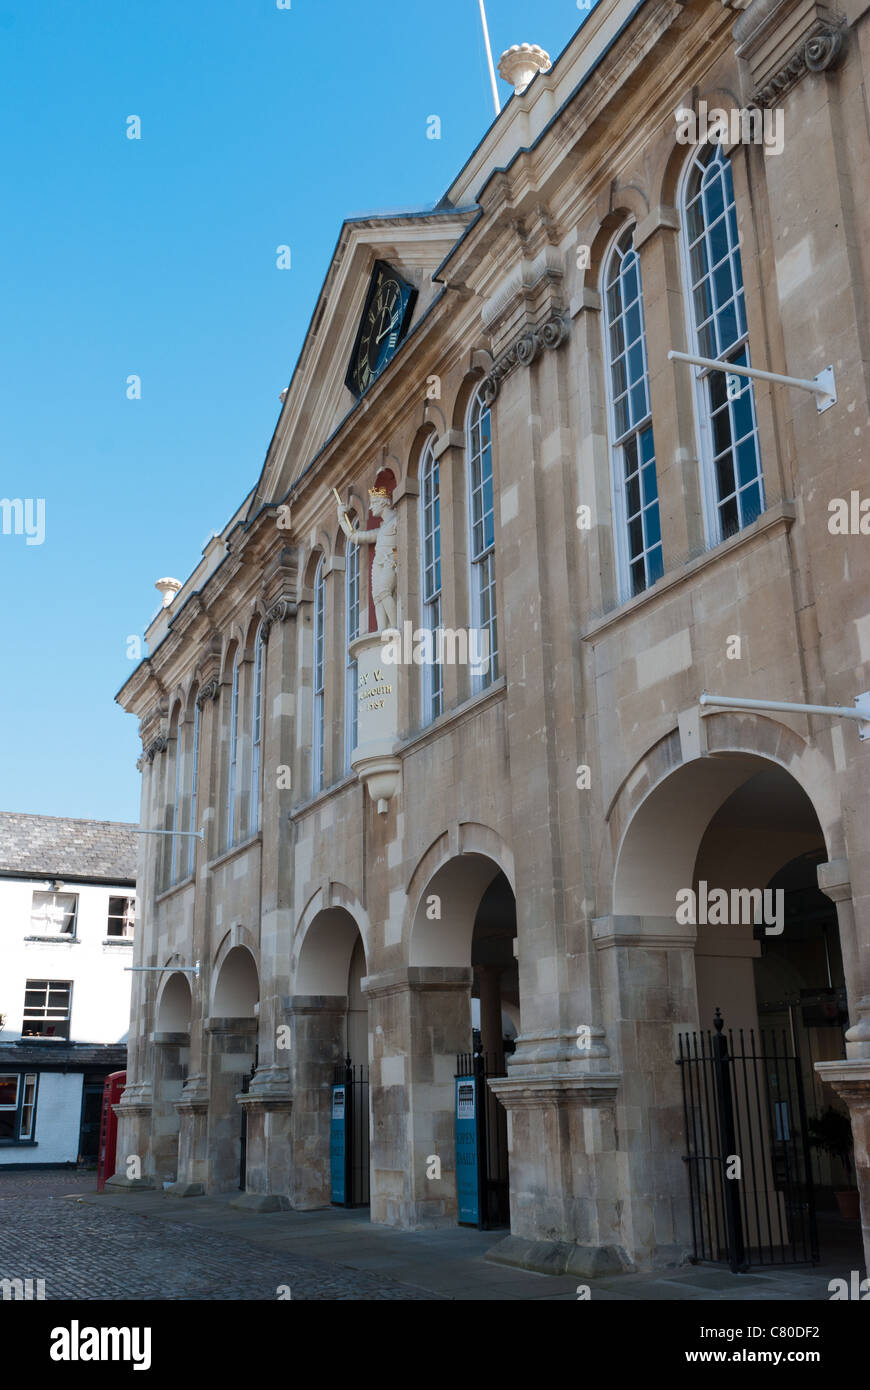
[0,1181,440,1300]
[0,1169,97,1199]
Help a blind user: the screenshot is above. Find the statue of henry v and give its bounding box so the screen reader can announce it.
[336,485,398,634]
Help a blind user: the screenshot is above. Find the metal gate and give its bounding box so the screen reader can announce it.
[455,1051,509,1229]
[677,1010,818,1270]
[331,1056,370,1207]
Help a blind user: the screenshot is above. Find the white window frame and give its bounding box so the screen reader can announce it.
[250,630,265,835]
[678,141,764,548]
[188,697,200,877]
[107,895,136,938]
[601,222,663,602]
[345,534,360,772]
[312,557,325,793]
[30,890,78,937]
[420,438,443,723]
[23,980,72,1040]
[466,388,498,692]
[19,1073,37,1139]
[169,710,183,885]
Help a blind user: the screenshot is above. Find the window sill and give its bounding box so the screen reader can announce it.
[581,499,796,642]
[154,874,196,906]
[102,937,134,947]
[0,1139,37,1147]
[24,935,79,944]
[207,831,262,874]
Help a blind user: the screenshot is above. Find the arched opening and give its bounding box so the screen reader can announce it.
[294,908,370,1210]
[612,751,861,1267]
[156,972,192,1033]
[410,850,518,1229]
[151,971,192,1184]
[207,945,259,1194]
[213,945,258,1018]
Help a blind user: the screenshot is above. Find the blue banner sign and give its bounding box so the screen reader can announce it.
[455,1075,479,1226]
[330,1084,347,1205]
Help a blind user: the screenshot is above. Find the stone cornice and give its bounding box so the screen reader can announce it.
[480,314,570,406]
[487,1074,622,1110]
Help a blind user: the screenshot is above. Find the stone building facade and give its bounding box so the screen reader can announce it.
[115,0,870,1277]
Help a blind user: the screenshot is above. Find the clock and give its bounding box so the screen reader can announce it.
[345,261,417,399]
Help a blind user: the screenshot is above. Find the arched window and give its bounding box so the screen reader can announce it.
[603,225,663,599]
[420,437,442,722]
[249,630,264,835]
[682,141,762,541]
[187,695,200,878]
[226,654,240,848]
[312,557,325,793]
[345,532,360,771]
[467,388,498,688]
[168,706,183,887]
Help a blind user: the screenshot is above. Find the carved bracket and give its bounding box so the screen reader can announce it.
[751,22,847,106]
[480,314,570,406]
[195,677,220,709]
[260,598,297,643]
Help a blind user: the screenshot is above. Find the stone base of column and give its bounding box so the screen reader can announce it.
[229,1192,292,1212]
[104,1174,158,1194]
[172,1072,210,1193]
[815,1059,870,1277]
[233,1064,293,1208]
[486,1234,633,1277]
[165,1182,205,1198]
[487,1069,635,1275]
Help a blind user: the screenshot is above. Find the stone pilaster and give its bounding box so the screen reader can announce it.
[815,1053,870,1278]
[149,1032,189,1184]
[231,1065,293,1211]
[288,996,347,1209]
[203,1016,258,1194]
[365,966,472,1228]
[167,1072,209,1196]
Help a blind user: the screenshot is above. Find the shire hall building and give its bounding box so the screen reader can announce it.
[114,0,870,1280]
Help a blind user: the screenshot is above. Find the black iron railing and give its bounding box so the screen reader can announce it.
[677,1010,818,1270]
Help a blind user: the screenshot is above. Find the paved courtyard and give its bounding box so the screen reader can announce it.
[0,1170,861,1301]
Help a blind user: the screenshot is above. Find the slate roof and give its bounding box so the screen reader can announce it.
[0,813,138,883]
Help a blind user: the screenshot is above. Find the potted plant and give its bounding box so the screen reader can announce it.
[808,1106,860,1219]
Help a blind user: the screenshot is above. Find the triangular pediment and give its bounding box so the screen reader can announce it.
[247,208,475,516]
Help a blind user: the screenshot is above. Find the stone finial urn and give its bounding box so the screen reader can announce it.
[497,43,552,95]
[155,577,182,609]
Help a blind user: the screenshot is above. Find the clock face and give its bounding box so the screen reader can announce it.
[346,261,417,398]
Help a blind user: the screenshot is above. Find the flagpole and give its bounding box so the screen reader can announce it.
[478,0,501,118]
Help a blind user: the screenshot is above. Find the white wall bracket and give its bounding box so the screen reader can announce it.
[668,350,837,414]
[126,961,201,977]
[700,691,870,741]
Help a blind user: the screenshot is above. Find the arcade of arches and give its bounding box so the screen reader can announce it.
[113,738,870,1277]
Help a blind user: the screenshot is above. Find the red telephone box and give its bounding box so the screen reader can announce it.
[96,1070,126,1191]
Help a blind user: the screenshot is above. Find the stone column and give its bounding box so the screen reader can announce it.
[108,738,161,1194]
[231,1065,293,1211]
[365,966,472,1228]
[149,1032,189,1185]
[167,1073,209,1196]
[816,1046,870,1279]
[288,996,347,1209]
[203,1016,258,1194]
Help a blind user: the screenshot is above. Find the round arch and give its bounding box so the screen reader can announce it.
[155,971,192,1033]
[407,822,516,967]
[212,943,259,1018]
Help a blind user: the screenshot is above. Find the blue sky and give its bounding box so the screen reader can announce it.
[0,0,594,823]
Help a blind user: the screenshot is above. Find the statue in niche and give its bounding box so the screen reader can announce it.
[335,485,398,633]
